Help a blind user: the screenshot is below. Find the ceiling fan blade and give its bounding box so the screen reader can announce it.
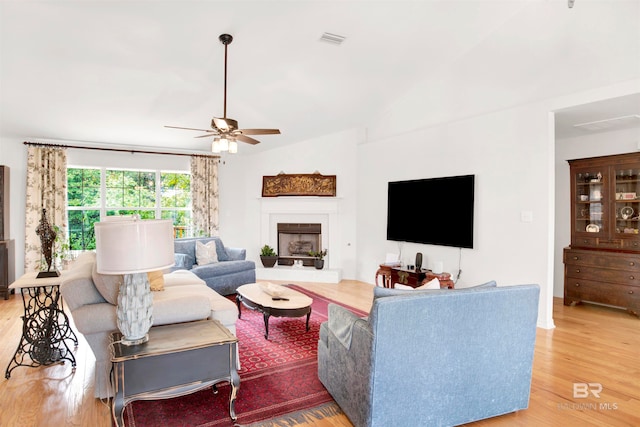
[194,133,219,138]
[165,125,212,132]
[236,134,261,145]
[238,128,281,135]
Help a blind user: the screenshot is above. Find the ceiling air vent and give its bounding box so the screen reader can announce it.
[573,114,640,132]
[319,32,346,45]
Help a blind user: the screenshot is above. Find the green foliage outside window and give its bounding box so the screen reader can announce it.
[161,172,191,208]
[68,209,100,250]
[67,167,191,251]
[67,168,100,207]
[106,170,156,208]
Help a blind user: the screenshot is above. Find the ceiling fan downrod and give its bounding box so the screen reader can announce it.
[219,34,233,119]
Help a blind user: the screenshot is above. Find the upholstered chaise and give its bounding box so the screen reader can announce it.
[318,283,540,427]
[60,252,238,399]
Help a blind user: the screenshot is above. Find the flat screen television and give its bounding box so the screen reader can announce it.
[386,174,475,248]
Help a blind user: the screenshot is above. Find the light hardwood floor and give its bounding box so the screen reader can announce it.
[0,280,638,427]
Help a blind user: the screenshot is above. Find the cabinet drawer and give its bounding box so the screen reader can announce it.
[565,278,640,309]
[571,236,599,248]
[571,237,624,250]
[564,264,640,286]
[564,250,640,271]
[621,239,640,251]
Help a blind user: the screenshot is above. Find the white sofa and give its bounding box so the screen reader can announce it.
[60,252,238,399]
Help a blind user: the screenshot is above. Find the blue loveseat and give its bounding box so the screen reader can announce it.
[172,237,256,296]
[318,282,540,427]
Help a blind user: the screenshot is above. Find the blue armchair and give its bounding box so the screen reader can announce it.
[318,283,540,427]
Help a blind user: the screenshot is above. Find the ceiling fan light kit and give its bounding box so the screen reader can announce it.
[166,34,280,153]
[212,136,238,154]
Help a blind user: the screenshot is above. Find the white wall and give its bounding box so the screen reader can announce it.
[357,100,555,327]
[217,128,359,279]
[554,127,640,298]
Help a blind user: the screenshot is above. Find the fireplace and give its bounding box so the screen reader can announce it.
[259,197,339,280]
[277,223,321,266]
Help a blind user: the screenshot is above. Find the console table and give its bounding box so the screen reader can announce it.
[110,319,239,427]
[390,267,455,289]
[5,271,78,379]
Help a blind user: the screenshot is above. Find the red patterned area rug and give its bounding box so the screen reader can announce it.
[122,285,366,427]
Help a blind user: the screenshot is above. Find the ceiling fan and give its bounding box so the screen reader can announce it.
[165,34,280,153]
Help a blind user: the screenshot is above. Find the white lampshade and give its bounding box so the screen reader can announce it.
[95,219,175,274]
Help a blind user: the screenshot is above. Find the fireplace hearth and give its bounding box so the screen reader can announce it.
[277,223,321,266]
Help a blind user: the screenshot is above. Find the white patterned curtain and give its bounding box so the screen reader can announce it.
[24,146,67,272]
[190,156,219,237]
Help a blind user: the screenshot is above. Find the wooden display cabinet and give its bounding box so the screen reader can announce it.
[565,152,640,316]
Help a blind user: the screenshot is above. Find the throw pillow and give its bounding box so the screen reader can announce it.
[174,253,195,270]
[196,240,218,265]
[416,277,441,290]
[390,278,439,291]
[91,263,122,305]
[72,251,96,269]
[147,270,165,291]
[373,285,433,300]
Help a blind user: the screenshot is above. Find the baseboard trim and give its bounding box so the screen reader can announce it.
[256,266,342,283]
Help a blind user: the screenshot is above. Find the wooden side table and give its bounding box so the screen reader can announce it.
[390,267,455,289]
[5,271,78,379]
[110,319,240,427]
[375,263,401,288]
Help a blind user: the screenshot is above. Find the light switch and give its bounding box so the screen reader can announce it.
[521,211,533,223]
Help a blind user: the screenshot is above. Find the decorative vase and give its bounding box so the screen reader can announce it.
[261,256,278,268]
[314,259,324,270]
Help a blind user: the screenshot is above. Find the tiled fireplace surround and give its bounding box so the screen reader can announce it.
[257,197,341,283]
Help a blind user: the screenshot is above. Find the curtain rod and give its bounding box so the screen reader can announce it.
[23,141,220,159]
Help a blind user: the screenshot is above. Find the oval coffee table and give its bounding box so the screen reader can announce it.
[236,283,313,339]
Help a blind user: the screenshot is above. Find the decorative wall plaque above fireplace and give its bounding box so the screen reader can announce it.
[262,172,336,197]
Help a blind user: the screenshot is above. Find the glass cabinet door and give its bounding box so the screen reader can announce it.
[575,169,605,234]
[614,167,640,236]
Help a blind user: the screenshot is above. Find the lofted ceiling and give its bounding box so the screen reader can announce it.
[1,1,639,154]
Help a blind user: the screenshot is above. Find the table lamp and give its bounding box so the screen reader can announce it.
[95,217,174,345]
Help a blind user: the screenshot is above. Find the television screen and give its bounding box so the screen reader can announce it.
[386,175,475,248]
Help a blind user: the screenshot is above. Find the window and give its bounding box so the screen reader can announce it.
[160,172,191,238]
[67,168,101,251]
[67,167,191,250]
